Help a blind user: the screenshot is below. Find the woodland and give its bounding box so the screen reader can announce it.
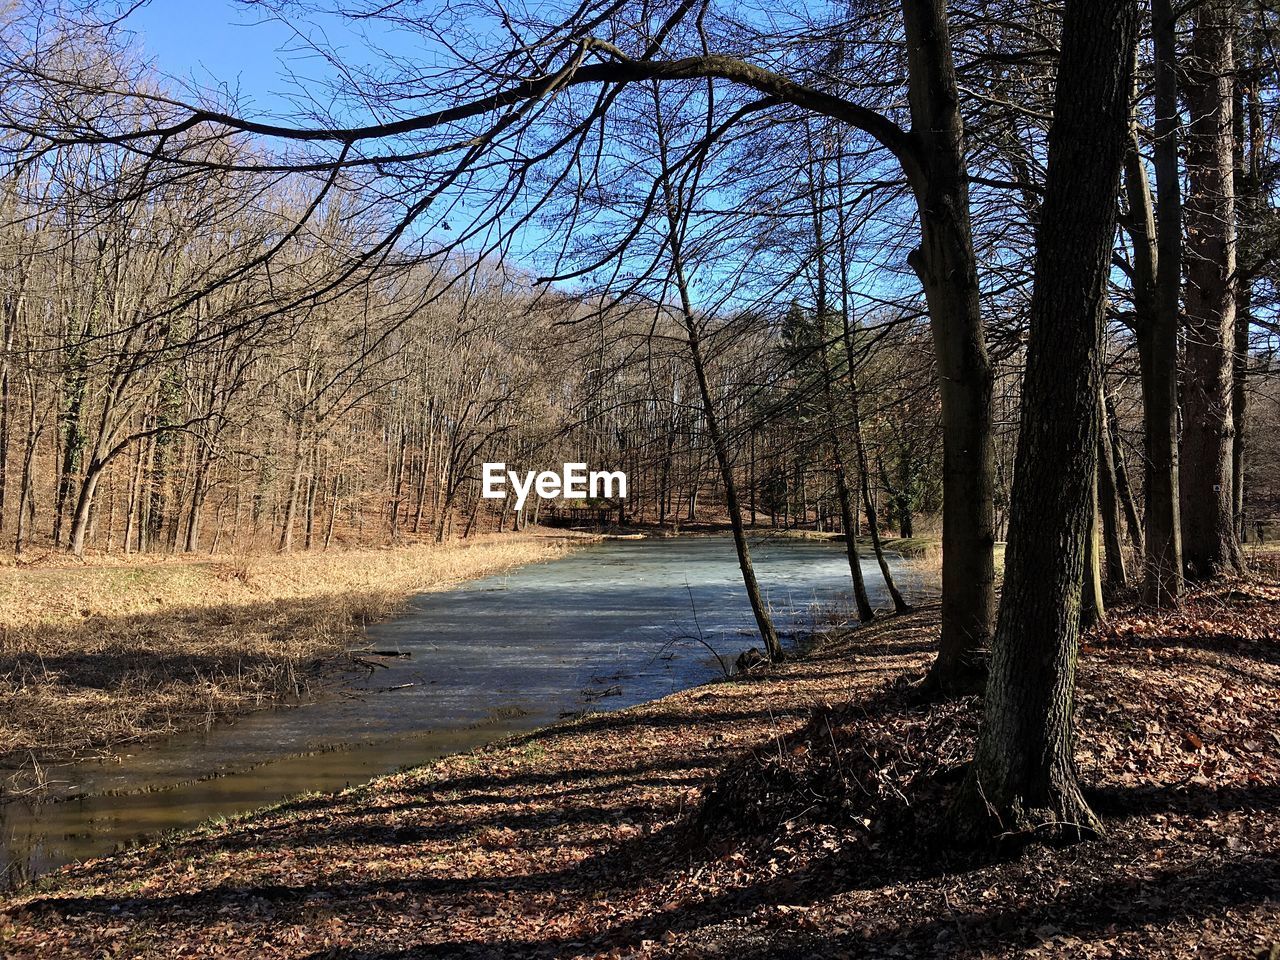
[0,0,1278,956]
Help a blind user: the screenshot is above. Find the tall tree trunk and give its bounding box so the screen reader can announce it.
[303,453,319,550]
[103,472,117,549]
[807,146,874,623]
[185,452,212,554]
[686,325,782,660]
[68,461,104,557]
[389,427,407,542]
[1180,0,1243,578]
[278,426,306,553]
[652,85,781,661]
[1232,53,1263,540]
[1231,290,1249,542]
[1103,392,1144,555]
[832,443,874,622]
[901,0,996,694]
[67,442,108,556]
[842,324,910,615]
[959,0,1136,842]
[831,141,910,615]
[1131,0,1186,605]
[162,438,189,553]
[14,378,40,555]
[0,308,12,533]
[434,459,455,544]
[53,379,85,547]
[1082,480,1106,628]
[324,473,341,549]
[1097,388,1129,587]
[462,485,482,539]
[138,436,154,552]
[123,437,145,553]
[660,426,674,525]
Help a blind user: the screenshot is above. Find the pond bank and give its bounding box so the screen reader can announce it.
[0,532,588,794]
[3,573,1276,958]
[0,535,909,887]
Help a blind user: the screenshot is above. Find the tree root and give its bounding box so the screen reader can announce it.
[950,766,1104,849]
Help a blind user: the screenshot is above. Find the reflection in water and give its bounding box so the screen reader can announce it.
[1,533,924,889]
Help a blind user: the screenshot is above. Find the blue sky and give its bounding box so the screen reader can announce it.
[121,2,553,261]
[113,2,830,304]
[124,1,410,121]
[130,1,322,108]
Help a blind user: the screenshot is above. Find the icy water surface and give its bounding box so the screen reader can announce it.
[1,533,923,888]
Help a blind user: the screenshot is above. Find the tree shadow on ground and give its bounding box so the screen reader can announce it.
[1091,594,1280,667]
[14,599,1274,958]
[20,771,1276,959]
[1089,781,1280,818]
[282,779,1279,960]
[275,844,1277,959]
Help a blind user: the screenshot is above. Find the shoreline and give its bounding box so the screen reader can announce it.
[0,533,864,890]
[0,531,597,797]
[1,577,1275,956]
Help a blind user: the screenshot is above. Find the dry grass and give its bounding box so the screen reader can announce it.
[893,535,1007,585]
[896,537,943,581]
[0,532,584,789]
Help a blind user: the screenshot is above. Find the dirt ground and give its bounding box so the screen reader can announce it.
[1,570,1277,959]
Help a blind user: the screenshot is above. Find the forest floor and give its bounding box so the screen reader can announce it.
[2,558,1277,957]
[0,532,586,793]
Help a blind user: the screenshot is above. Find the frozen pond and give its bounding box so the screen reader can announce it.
[1,533,924,888]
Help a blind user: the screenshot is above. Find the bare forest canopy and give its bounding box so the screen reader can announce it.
[0,0,1274,567]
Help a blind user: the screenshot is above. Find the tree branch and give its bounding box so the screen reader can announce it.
[50,46,920,183]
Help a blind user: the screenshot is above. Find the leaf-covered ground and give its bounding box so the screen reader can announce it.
[2,573,1278,959]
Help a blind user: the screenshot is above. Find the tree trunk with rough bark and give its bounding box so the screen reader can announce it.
[958,0,1136,844]
[1082,484,1105,629]
[1129,0,1186,605]
[1232,51,1263,540]
[1179,0,1242,579]
[902,0,996,695]
[1097,389,1128,588]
